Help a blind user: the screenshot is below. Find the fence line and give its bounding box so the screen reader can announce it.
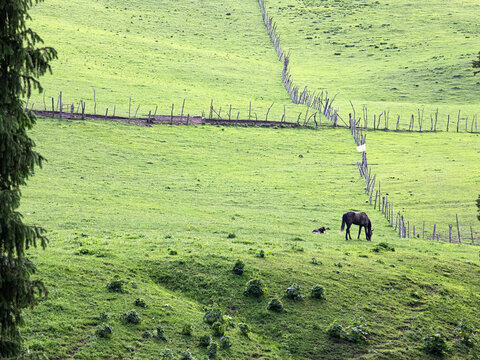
[349,112,478,244]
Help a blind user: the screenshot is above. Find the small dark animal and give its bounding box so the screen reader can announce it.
[312,226,330,234]
[340,212,373,241]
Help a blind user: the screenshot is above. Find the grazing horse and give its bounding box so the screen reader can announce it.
[340,212,373,241]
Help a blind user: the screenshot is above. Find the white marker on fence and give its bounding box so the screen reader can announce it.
[356,144,366,152]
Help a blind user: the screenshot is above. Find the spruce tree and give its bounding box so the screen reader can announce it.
[0,0,57,357]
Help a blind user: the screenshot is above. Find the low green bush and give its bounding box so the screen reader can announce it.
[372,242,395,252]
[238,323,250,338]
[203,308,223,324]
[159,349,174,359]
[207,342,218,358]
[199,334,211,347]
[454,320,476,345]
[267,298,284,312]
[181,323,194,336]
[121,310,141,324]
[156,325,167,341]
[423,333,448,355]
[134,298,147,308]
[311,285,326,300]
[107,279,125,293]
[220,335,232,349]
[180,351,195,360]
[244,279,265,297]
[232,260,245,275]
[285,284,303,300]
[256,249,265,258]
[211,322,225,337]
[96,323,113,338]
[327,322,344,339]
[327,319,369,343]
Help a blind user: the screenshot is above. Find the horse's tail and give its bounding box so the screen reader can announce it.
[340,214,346,232]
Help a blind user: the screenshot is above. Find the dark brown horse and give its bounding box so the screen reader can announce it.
[341,212,373,241]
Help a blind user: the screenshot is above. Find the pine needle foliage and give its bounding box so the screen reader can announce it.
[0,0,56,357]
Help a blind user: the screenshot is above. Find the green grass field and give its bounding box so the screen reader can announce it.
[14,0,480,359]
[27,0,303,121]
[19,119,480,359]
[367,131,480,242]
[263,0,480,128]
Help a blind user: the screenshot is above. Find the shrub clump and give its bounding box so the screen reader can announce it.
[285,284,303,300]
[327,322,344,340]
[220,335,232,349]
[156,325,167,341]
[211,322,225,337]
[327,319,369,343]
[107,279,125,293]
[454,320,476,345]
[203,308,223,325]
[227,233,236,239]
[96,323,113,338]
[267,298,284,312]
[238,323,250,338]
[142,330,153,339]
[181,323,194,336]
[244,279,265,297]
[232,260,245,275]
[423,333,448,355]
[207,342,218,357]
[159,349,174,359]
[93,311,110,322]
[372,242,395,252]
[199,334,211,347]
[134,298,147,308]
[180,351,195,360]
[256,249,265,258]
[311,285,326,300]
[223,315,235,328]
[311,257,322,265]
[121,310,141,324]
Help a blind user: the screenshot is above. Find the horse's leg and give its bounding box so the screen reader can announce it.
[358,225,362,239]
[345,223,349,240]
[365,226,370,241]
[346,224,352,240]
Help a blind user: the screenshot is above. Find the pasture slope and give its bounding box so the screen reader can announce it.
[18,0,480,359]
[21,119,480,360]
[262,0,480,127]
[27,0,302,121]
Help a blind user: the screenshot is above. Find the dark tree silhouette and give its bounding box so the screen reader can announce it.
[0,0,57,357]
[477,195,480,221]
[474,52,480,75]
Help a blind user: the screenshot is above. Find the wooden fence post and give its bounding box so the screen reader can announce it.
[59,91,63,119]
[181,98,185,120]
[93,88,96,115]
[432,224,436,241]
[456,214,461,243]
[449,224,452,243]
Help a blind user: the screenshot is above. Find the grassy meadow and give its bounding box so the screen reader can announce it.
[27,0,302,121]
[263,0,480,127]
[18,118,480,359]
[13,0,480,359]
[367,131,480,242]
